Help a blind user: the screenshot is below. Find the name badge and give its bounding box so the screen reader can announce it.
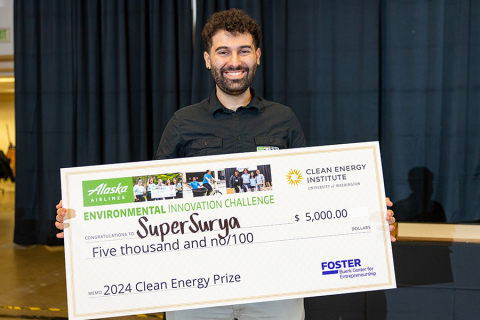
[257,146,280,151]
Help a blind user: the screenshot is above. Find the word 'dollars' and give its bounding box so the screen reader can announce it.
[137,213,241,242]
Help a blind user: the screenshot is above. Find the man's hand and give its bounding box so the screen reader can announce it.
[386,197,396,242]
[55,200,66,238]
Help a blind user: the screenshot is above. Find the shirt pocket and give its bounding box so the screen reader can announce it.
[187,137,223,156]
[254,135,288,149]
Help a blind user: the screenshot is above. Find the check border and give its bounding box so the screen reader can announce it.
[63,143,393,318]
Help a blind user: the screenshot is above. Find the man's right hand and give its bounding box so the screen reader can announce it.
[55,200,66,238]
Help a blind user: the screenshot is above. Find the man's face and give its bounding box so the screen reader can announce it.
[204,30,261,96]
[256,170,260,175]
[193,177,196,181]
[235,171,239,176]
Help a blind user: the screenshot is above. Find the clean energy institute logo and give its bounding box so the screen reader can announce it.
[286,169,303,186]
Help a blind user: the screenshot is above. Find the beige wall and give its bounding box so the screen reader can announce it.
[0,0,14,56]
[0,93,14,153]
[0,0,15,175]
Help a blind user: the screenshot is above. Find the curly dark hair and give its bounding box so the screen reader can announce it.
[202,9,261,53]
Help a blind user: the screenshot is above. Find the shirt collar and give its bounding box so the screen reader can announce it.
[210,88,265,116]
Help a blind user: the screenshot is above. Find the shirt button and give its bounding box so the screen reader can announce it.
[269,139,273,143]
[237,137,241,141]
[204,142,208,146]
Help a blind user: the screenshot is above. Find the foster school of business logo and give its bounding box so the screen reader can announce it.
[321,259,362,275]
[83,177,133,207]
[321,258,378,279]
[286,169,303,186]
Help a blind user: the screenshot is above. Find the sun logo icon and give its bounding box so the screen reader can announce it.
[286,169,303,186]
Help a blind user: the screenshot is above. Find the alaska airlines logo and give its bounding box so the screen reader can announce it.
[87,183,128,196]
[83,177,133,207]
[286,169,303,186]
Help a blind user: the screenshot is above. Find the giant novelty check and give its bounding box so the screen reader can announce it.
[61,141,396,320]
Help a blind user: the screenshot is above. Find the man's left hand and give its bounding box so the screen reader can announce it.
[386,197,396,242]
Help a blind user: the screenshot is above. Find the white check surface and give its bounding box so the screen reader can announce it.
[61,141,395,320]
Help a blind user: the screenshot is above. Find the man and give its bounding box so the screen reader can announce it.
[240,168,250,192]
[152,10,308,316]
[188,176,201,190]
[255,169,265,191]
[229,169,243,193]
[153,178,165,200]
[56,8,396,320]
[187,176,205,198]
[153,10,305,160]
[202,169,215,195]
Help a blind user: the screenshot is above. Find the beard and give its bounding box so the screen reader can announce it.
[211,64,257,96]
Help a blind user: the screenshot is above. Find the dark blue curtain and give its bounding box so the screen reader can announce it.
[381,0,480,223]
[14,0,480,245]
[192,0,480,224]
[14,0,193,245]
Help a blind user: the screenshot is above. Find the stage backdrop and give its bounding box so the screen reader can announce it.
[14,0,480,245]
[13,0,193,245]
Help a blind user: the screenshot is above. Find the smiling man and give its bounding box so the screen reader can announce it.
[204,29,260,99]
[154,9,307,320]
[56,8,395,320]
[153,9,306,160]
